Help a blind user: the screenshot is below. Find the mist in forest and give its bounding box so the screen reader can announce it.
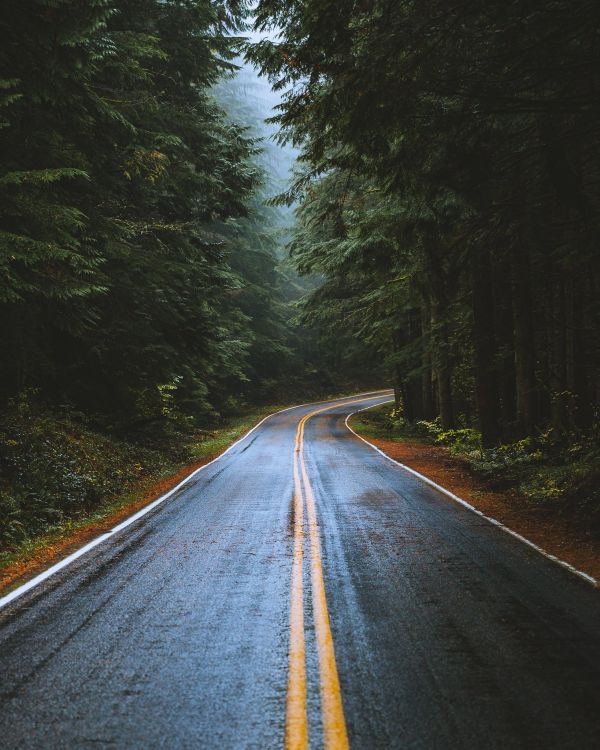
[214,29,299,219]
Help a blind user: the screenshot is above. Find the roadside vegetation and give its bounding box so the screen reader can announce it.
[0,397,292,576]
[248,0,600,533]
[0,1,380,562]
[251,0,600,447]
[353,406,600,529]
[1,1,599,565]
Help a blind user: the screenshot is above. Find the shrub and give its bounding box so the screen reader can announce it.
[0,396,170,548]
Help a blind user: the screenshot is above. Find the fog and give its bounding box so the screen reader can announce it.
[214,28,299,211]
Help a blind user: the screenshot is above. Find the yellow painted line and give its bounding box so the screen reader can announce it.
[286,394,389,750]
[285,446,308,750]
[298,414,349,750]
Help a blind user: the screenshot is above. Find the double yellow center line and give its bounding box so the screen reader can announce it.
[285,396,383,750]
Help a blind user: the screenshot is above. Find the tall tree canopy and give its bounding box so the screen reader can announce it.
[0,0,299,425]
[250,0,600,445]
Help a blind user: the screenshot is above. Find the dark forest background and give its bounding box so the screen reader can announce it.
[1,0,599,548]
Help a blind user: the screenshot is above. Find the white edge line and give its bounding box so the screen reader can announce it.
[0,389,393,611]
[345,401,598,589]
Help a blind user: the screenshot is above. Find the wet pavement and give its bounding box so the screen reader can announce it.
[0,393,599,749]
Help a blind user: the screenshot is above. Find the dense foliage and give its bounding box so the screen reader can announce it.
[0,0,297,430]
[2,1,599,548]
[250,0,600,447]
[0,396,176,546]
[0,1,386,548]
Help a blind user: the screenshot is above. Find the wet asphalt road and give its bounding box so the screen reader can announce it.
[0,392,599,749]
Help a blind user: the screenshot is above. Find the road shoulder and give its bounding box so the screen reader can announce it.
[0,404,288,598]
[349,411,599,585]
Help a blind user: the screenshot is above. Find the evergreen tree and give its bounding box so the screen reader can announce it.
[250,0,600,444]
[0,0,287,426]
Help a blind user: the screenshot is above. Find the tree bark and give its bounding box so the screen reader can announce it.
[566,272,591,429]
[472,247,502,446]
[420,299,434,420]
[511,245,536,436]
[550,276,568,432]
[430,297,454,430]
[425,238,455,430]
[494,254,516,440]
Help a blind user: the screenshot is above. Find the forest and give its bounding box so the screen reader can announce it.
[1,0,599,550]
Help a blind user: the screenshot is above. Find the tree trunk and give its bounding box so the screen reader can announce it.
[392,363,403,414]
[407,306,424,420]
[426,240,455,431]
[550,276,568,432]
[511,245,536,436]
[566,272,591,429]
[420,299,434,420]
[494,255,516,440]
[472,247,502,446]
[391,329,408,419]
[437,361,454,430]
[430,297,454,430]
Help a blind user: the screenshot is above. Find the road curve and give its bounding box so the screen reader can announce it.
[0,393,599,749]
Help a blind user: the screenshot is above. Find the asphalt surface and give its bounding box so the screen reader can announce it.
[0,392,599,749]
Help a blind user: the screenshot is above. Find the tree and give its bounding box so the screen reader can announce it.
[250,0,600,443]
[0,0,291,426]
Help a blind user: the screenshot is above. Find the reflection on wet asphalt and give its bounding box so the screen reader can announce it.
[0,393,599,749]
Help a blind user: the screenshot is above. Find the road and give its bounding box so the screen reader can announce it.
[0,393,599,749]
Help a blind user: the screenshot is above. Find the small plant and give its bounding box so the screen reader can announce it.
[434,428,481,455]
[414,417,443,440]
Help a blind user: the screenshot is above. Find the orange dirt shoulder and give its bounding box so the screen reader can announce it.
[368,437,599,584]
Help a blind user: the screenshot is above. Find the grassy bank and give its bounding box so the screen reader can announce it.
[0,400,291,586]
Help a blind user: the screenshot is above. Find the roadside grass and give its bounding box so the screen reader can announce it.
[187,410,277,462]
[0,403,288,591]
[0,389,390,592]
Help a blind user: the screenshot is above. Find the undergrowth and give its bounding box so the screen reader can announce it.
[356,406,600,524]
[0,395,280,554]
